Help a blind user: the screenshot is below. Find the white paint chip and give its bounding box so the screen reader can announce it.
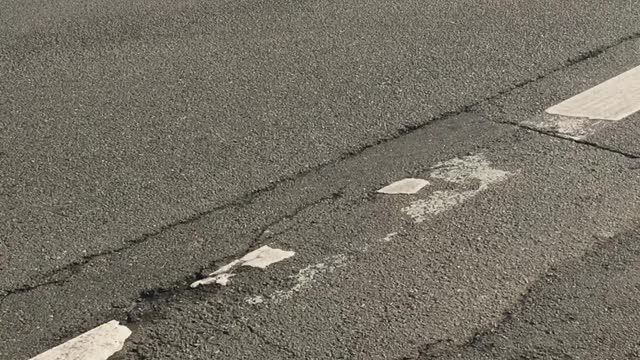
[381,232,399,242]
[29,320,131,360]
[245,295,265,305]
[378,178,430,194]
[191,246,295,288]
[238,246,296,269]
[210,260,241,276]
[191,273,235,288]
[402,154,513,223]
[546,65,640,121]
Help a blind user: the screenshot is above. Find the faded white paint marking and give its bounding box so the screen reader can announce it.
[191,273,235,288]
[526,115,606,140]
[271,255,347,303]
[245,295,265,305]
[547,65,640,121]
[429,154,511,189]
[191,246,295,288]
[403,190,476,223]
[210,260,241,276]
[402,154,513,223]
[30,320,131,360]
[381,232,399,242]
[377,178,430,194]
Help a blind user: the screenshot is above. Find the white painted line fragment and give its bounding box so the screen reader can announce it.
[191,246,295,288]
[377,178,430,194]
[210,260,241,276]
[192,273,236,287]
[403,190,476,222]
[238,246,295,269]
[402,154,513,223]
[29,320,131,360]
[245,295,265,305]
[546,65,640,121]
[381,232,399,242]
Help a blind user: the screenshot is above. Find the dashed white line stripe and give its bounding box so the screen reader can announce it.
[29,321,131,360]
[546,65,640,121]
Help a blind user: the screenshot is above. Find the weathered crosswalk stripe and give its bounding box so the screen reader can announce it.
[547,65,640,121]
[533,65,640,139]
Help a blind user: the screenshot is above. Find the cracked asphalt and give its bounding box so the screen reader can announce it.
[1,1,640,359]
[416,224,640,360]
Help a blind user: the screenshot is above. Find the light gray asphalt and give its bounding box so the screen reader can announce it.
[1,1,640,359]
[2,0,640,290]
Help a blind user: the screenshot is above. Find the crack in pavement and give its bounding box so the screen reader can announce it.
[477,30,640,107]
[192,189,345,281]
[0,189,345,306]
[395,283,538,360]
[123,189,347,326]
[399,231,626,359]
[495,120,640,159]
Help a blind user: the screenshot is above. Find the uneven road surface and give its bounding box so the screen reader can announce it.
[1,1,640,359]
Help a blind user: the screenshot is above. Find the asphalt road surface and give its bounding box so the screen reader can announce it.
[1,1,640,359]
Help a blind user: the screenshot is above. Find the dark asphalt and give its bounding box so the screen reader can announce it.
[417,224,640,360]
[2,0,640,290]
[1,1,640,359]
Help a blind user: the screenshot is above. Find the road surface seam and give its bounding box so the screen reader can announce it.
[493,120,640,159]
[475,30,640,107]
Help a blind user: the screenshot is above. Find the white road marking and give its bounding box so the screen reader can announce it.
[236,246,295,269]
[245,232,404,305]
[546,65,640,121]
[377,178,430,194]
[240,256,347,305]
[428,154,511,187]
[526,115,606,140]
[381,232,399,242]
[245,295,265,305]
[29,320,131,360]
[191,246,295,288]
[210,260,241,276]
[403,190,476,222]
[192,273,235,287]
[272,255,346,303]
[402,154,513,223]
